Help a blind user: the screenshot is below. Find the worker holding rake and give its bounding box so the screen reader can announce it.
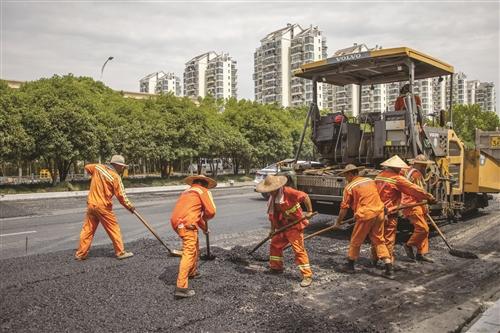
[75,155,135,261]
[402,154,435,263]
[256,175,314,287]
[334,164,395,278]
[170,175,217,299]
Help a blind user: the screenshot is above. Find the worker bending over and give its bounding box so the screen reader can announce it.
[374,155,436,264]
[75,155,135,261]
[402,154,435,263]
[335,164,395,278]
[256,175,314,287]
[170,175,217,299]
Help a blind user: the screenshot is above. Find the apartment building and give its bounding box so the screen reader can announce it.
[205,53,237,99]
[254,23,330,109]
[475,82,496,112]
[184,51,237,99]
[139,71,182,96]
[289,26,328,109]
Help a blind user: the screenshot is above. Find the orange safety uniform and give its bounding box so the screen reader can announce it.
[170,184,216,289]
[268,186,312,278]
[374,169,433,261]
[76,164,134,258]
[401,168,430,255]
[340,176,390,260]
[395,95,422,111]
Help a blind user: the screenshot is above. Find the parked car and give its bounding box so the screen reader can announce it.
[254,160,323,199]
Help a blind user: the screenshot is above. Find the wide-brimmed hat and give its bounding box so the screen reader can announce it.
[408,154,435,165]
[184,175,217,189]
[256,175,287,193]
[110,155,128,167]
[380,155,409,169]
[337,164,365,176]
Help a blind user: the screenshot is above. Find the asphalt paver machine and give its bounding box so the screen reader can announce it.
[291,47,499,221]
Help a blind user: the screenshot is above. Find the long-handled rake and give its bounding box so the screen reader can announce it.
[426,213,478,259]
[133,210,183,257]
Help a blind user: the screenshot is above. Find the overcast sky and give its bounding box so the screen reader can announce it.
[1,0,499,105]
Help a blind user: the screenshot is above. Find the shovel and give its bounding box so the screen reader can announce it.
[133,210,183,257]
[426,213,478,259]
[200,221,216,261]
[248,212,318,255]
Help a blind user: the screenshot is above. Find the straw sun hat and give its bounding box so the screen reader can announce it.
[337,164,365,176]
[110,155,128,167]
[184,175,217,189]
[408,154,435,165]
[255,175,288,193]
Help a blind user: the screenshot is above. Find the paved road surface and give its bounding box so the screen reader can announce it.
[0,187,270,260]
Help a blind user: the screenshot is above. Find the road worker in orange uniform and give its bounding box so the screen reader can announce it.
[256,175,314,288]
[374,155,436,264]
[334,164,395,278]
[170,175,217,299]
[75,155,135,260]
[402,154,435,263]
[394,84,422,111]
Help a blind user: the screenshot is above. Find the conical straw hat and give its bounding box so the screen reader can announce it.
[380,155,409,169]
[184,175,217,189]
[256,175,288,193]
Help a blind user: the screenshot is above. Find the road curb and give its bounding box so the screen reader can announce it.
[0,182,255,202]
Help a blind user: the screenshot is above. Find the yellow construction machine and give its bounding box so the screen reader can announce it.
[290,47,499,221]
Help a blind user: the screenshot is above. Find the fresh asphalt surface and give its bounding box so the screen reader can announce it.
[0,187,270,260]
[1,189,499,332]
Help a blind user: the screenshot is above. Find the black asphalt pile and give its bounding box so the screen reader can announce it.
[1,239,375,333]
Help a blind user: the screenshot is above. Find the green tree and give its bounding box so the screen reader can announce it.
[0,81,34,176]
[18,75,105,183]
[452,104,500,146]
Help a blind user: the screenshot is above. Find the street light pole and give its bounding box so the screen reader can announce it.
[100,56,114,80]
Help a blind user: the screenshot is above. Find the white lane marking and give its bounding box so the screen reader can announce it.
[0,230,37,237]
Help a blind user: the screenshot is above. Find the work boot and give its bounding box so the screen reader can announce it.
[116,251,134,260]
[403,244,415,260]
[269,268,284,274]
[300,276,313,287]
[341,260,355,274]
[416,254,434,263]
[383,263,395,280]
[174,287,195,299]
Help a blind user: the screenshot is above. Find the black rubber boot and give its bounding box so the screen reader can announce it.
[174,287,195,299]
[383,263,395,280]
[341,260,355,274]
[416,254,434,263]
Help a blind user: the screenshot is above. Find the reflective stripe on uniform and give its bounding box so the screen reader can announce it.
[207,191,216,213]
[117,177,132,207]
[284,203,300,216]
[269,255,283,261]
[95,165,114,182]
[375,176,397,184]
[187,187,203,195]
[345,177,374,192]
[297,263,311,269]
